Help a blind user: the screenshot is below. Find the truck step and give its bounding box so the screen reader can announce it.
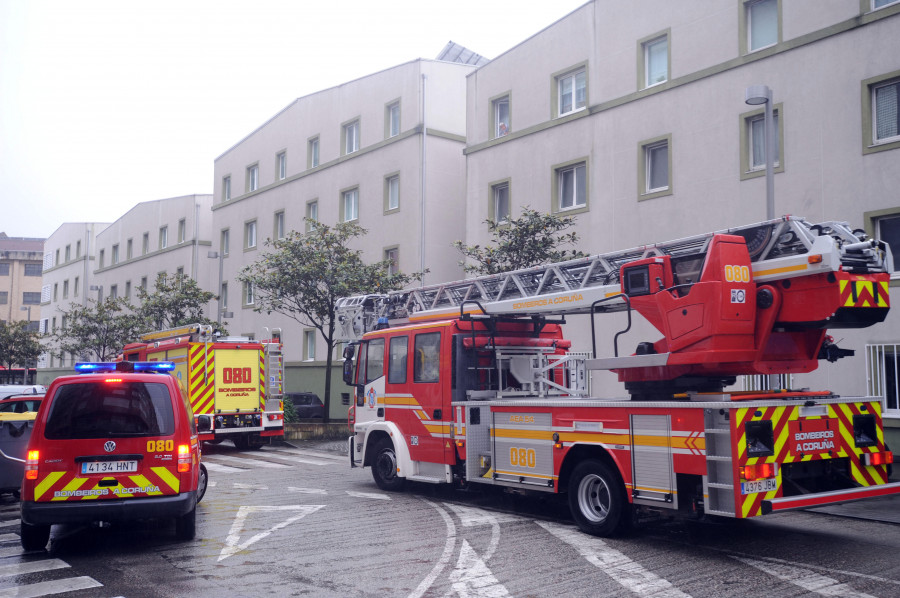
[408,475,445,484]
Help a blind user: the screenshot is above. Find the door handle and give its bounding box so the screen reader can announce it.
[433,409,442,420]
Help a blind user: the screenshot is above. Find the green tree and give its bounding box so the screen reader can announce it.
[453,207,586,275]
[0,321,43,382]
[52,297,144,362]
[135,272,218,331]
[239,220,422,419]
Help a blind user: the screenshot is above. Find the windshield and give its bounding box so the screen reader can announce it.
[45,381,175,439]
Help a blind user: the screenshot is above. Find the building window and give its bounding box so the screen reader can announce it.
[865,210,900,274]
[159,226,168,249]
[277,151,287,180]
[740,104,784,179]
[64,245,71,262]
[557,67,586,116]
[23,292,40,305]
[0,264,9,276]
[221,282,228,309]
[343,119,360,155]
[556,162,587,212]
[274,211,285,240]
[223,176,231,202]
[304,330,316,361]
[245,220,257,249]
[126,238,133,259]
[386,101,400,138]
[247,164,259,192]
[140,276,148,291]
[176,266,184,280]
[306,200,318,232]
[178,218,186,243]
[0,292,7,304]
[874,0,900,8]
[641,34,669,89]
[342,188,359,222]
[745,0,779,53]
[492,182,510,223]
[74,276,79,297]
[639,136,672,200]
[384,247,399,276]
[76,240,81,258]
[110,285,118,299]
[308,136,320,168]
[873,78,900,144]
[112,244,119,264]
[221,229,230,256]
[493,95,510,138]
[867,344,900,414]
[142,233,149,255]
[385,175,400,213]
[63,280,69,299]
[125,281,131,300]
[98,250,104,268]
[23,264,41,276]
[243,281,254,306]
[55,249,60,266]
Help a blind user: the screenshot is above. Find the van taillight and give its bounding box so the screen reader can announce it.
[25,450,39,480]
[177,444,191,472]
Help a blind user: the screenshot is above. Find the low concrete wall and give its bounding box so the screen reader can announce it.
[284,422,348,441]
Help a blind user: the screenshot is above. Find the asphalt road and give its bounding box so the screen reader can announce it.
[1,441,899,597]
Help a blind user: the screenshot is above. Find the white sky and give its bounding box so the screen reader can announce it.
[0,0,587,239]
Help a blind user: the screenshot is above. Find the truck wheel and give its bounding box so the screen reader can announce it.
[175,507,196,541]
[232,435,248,450]
[197,464,208,503]
[371,439,406,491]
[20,521,50,551]
[568,459,630,537]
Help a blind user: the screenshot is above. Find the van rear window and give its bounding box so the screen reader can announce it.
[44,382,175,439]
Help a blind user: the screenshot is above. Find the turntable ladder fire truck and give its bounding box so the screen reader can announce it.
[121,324,285,450]
[337,216,900,536]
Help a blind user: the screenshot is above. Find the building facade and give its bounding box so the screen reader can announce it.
[211,59,476,414]
[0,233,44,329]
[463,0,900,437]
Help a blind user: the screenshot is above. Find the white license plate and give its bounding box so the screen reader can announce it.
[741,478,777,495]
[81,460,138,474]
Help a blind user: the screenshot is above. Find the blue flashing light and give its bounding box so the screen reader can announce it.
[74,361,175,374]
[74,362,117,373]
[133,361,176,373]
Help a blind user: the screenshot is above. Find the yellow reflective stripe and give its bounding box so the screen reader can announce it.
[491,429,554,440]
[152,466,181,493]
[52,477,88,501]
[384,396,420,406]
[33,471,65,501]
[129,474,164,496]
[494,469,556,480]
[754,263,807,277]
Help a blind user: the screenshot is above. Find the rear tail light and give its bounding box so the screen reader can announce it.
[862,451,893,467]
[25,450,39,480]
[267,413,283,421]
[740,462,778,481]
[177,444,191,472]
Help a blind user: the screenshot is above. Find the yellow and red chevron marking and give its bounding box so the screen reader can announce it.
[839,277,889,308]
[33,466,180,502]
[734,401,888,518]
[258,348,266,408]
[188,344,215,415]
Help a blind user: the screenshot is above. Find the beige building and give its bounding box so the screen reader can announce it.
[0,233,44,329]
[463,0,900,438]
[211,59,477,413]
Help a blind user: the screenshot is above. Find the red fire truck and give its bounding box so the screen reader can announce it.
[121,324,284,449]
[338,216,899,536]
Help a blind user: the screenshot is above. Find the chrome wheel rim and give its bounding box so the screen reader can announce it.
[577,473,611,523]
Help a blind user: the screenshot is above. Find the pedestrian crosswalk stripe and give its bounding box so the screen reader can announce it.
[203,462,243,473]
[0,558,69,578]
[0,575,102,598]
[0,533,19,543]
[207,454,289,469]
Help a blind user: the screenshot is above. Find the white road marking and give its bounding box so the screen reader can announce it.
[208,481,218,488]
[288,487,328,494]
[0,520,18,528]
[0,548,22,558]
[0,558,69,577]
[537,521,692,598]
[449,539,510,598]
[409,500,457,598]
[0,575,102,598]
[264,454,330,466]
[346,490,390,500]
[233,483,268,490]
[733,556,877,598]
[266,447,345,462]
[0,533,20,543]
[208,454,289,469]
[218,505,325,562]
[202,461,244,473]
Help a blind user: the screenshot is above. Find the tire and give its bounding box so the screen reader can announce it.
[175,507,196,541]
[20,521,50,551]
[232,435,248,450]
[233,434,264,451]
[371,439,406,491]
[197,464,208,503]
[568,459,630,537]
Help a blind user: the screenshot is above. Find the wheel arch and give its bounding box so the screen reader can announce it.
[558,443,629,499]
[360,423,412,476]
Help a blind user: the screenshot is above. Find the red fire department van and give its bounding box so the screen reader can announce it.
[20,361,208,550]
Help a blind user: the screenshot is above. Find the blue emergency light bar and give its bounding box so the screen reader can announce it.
[74,361,176,374]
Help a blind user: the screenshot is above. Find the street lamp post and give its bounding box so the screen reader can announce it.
[19,306,33,383]
[207,251,225,325]
[745,85,775,220]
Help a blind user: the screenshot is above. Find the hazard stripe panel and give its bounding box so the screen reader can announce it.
[188,344,215,415]
[34,466,181,502]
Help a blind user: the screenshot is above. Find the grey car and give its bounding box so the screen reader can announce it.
[286,392,324,419]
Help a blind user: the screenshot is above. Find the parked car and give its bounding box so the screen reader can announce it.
[286,392,324,419]
[0,385,45,400]
[19,361,209,551]
[0,395,43,414]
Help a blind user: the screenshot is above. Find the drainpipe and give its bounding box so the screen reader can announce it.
[420,72,427,286]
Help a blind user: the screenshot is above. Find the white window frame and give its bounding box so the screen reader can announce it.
[277,152,287,180]
[867,343,900,416]
[111,244,119,264]
[159,226,168,249]
[248,164,259,192]
[178,218,186,243]
[386,175,399,212]
[342,188,359,222]
[748,111,781,171]
[645,140,669,193]
[494,96,510,138]
[873,214,900,276]
[245,221,257,249]
[493,183,510,223]
[306,200,319,232]
[309,137,320,168]
[244,282,255,306]
[557,163,586,211]
[388,103,400,138]
[873,0,899,10]
[221,282,228,309]
[221,229,230,256]
[384,247,399,276]
[274,211,285,240]
[558,69,586,116]
[304,330,316,361]
[344,120,360,154]
[747,0,778,53]
[223,176,231,201]
[644,37,668,88]
[873,79,900,145]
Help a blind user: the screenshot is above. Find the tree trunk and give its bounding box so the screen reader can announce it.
[322,318,335,423]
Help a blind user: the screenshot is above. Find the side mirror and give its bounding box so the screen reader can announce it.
[343,345,356,359]
[343,357,355,386]
[197,415,211,433]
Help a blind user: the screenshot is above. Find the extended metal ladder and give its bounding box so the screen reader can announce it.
[336,217,891,342]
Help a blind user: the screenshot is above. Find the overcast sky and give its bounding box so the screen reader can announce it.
[0,0,587,239]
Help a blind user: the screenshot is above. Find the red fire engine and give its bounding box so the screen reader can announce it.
[338,216,899,536]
